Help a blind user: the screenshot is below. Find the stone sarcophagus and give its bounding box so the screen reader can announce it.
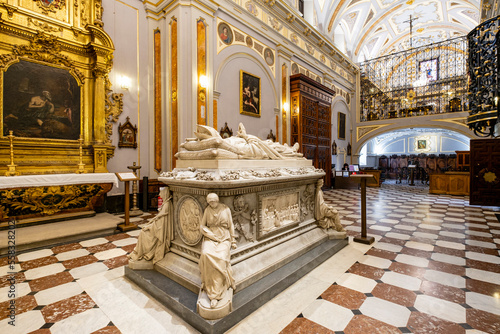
[156,163,325,293]
[126,124,347,333]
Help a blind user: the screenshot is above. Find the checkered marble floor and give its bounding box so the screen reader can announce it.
[0,181,499,334]
[281,181,500,334]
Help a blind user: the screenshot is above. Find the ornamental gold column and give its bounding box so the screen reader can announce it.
[93,69,109,173]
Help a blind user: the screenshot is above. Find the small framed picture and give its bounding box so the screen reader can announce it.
[118,116,137,148]
[336,171,343,176]
[343,171,350,177]
[417,139,427,150]
[338,112,346,140]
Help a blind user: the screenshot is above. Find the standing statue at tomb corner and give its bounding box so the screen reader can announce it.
[128,187,173,265]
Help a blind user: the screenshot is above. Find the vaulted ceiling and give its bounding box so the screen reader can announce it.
[313,0,480,62]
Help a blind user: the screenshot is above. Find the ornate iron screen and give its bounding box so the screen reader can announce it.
[359,37,468,122]
[467,15,500,137]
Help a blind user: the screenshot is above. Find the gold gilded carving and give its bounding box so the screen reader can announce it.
[0,183,111,221]
[0,32,85,84]
[356,124,389,141]
[1,3,18,18]
[304,28,312,37]
[286,14,295,23]
[81,0,89,26]
[93,146,108,173]
[104,77,124,145]
[87,25,114,49]
[269,17,282,31]
[34,0,66,14]
[199,91,206,102]
[27,18,63,33]
[306,43,314,56]
[94,0,104,27]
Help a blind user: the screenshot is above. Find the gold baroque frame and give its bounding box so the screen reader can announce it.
[0,18,118,175]
[1,58,84,141]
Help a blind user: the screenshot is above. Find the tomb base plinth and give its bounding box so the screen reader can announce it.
[125,163,349,332]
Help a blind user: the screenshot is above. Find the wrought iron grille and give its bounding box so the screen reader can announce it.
[359,37,468,122]
[467,15,500,137]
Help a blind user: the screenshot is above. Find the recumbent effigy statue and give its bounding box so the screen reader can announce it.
[176,123,304,160]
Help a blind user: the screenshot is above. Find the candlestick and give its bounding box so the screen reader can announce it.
[5,131,19,176]
[127,162,143,216]
[76,136,86,174]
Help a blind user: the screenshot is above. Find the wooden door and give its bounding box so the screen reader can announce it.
[470,139,500,205]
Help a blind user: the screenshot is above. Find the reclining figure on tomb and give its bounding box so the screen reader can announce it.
[176,123,305,160]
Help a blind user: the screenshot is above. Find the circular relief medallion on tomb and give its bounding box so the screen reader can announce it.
[291,63,299,75]
[176,196,203,246]
[246,36,253,48]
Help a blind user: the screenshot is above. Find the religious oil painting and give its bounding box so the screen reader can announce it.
[338,112,346,140]
[2,60,81,140]
[419,58,439,82]
[218,22,233,45]
[418,139,427,150]
[240,70,261,117]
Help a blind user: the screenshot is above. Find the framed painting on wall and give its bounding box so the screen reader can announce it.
[418,139,427,150]
[240,70,261,117]
[338,112,346,140]
[118,116,137,148]
[2,60,81,140]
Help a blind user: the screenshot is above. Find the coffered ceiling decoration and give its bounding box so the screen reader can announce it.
[315,0,480,61]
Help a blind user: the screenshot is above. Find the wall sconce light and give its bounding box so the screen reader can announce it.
[199,75,208,89]
[283,102,290,112]
[118,75,131,90]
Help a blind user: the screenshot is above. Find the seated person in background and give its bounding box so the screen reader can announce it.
[342,163,349,171]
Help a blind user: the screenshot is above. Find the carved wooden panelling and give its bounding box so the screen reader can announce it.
[470,139,500,206]
[290,74,335,187]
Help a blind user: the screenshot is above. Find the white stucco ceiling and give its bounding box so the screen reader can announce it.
[313,0,480,62]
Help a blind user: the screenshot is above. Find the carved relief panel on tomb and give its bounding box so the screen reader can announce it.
[231,195,256,243]
[258,190,300,240]
[176,196,204,246]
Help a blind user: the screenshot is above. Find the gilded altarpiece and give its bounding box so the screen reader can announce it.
[0,0,120,175]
